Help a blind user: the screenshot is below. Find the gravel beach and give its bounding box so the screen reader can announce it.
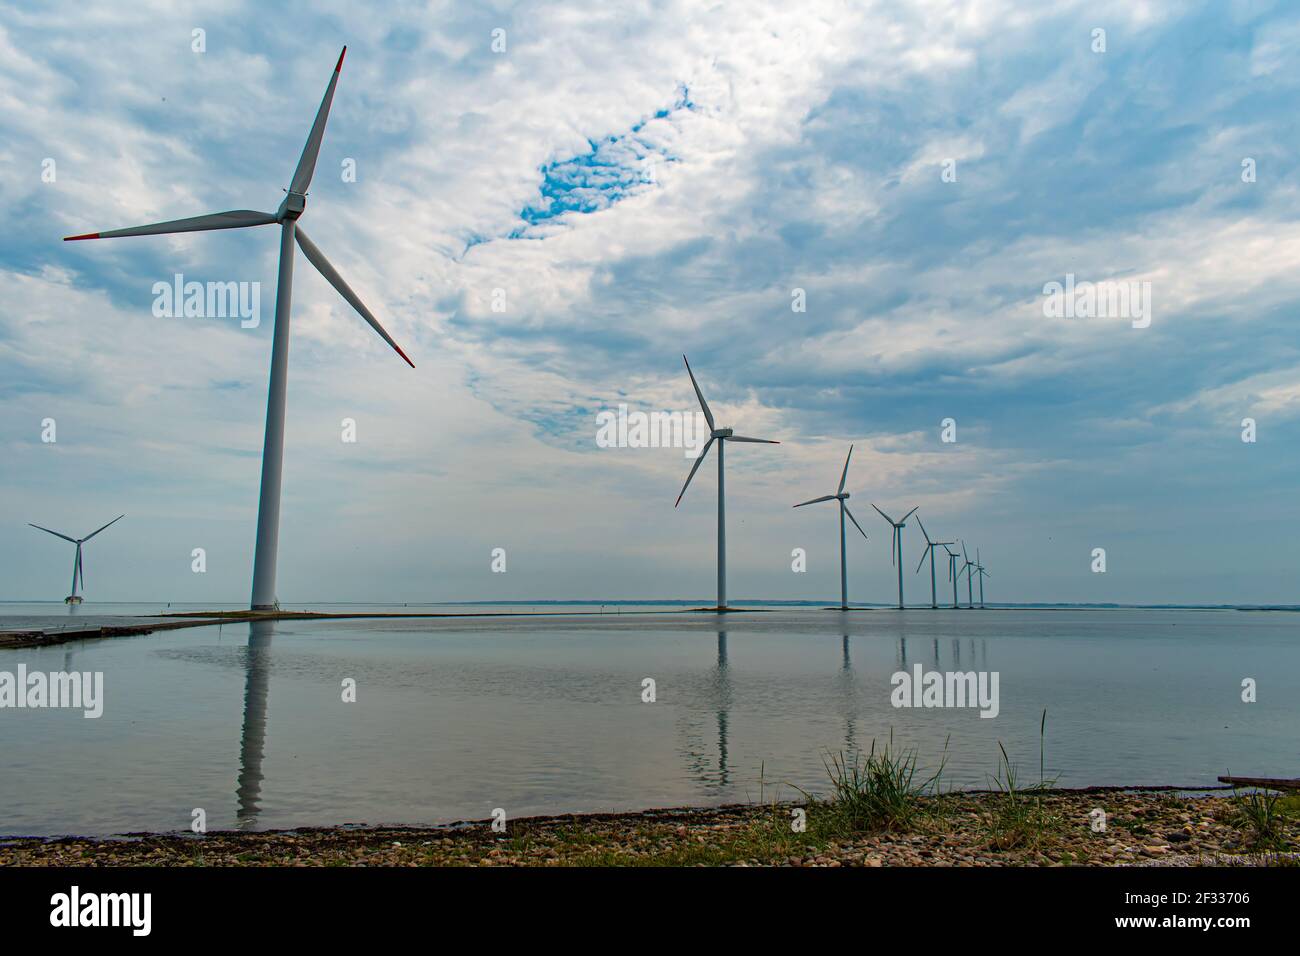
[3,790,1296,867]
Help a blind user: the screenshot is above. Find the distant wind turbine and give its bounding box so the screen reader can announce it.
[975,548,989,608]
[960,541,975,608]
[943,544,961,609]
[63,47,413,611]
[913,517,955,609]
[675,356,779,610]
[793,444,869,610]
[29,515,124,604]
[871,504,918,609]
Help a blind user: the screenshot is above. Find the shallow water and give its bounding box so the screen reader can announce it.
[1,607,1295,836]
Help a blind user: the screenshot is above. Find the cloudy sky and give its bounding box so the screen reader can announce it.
[2,0,1299,605]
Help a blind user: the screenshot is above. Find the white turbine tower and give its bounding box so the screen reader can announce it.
[793,445,869,610]
[871,504,918,609]
[64,47,413,611]
[960,541,975,608]
[29,515,124,604]
[975,548,990,608]
[913,517,955,609]
[944,544,961,609]
[675,355,779,610]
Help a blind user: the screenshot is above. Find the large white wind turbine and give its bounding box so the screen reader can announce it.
[29,515,124,604]
[975,548,990,608]
[871,504,918,609]
[675,355,779,610]
[944,544,961,609]
[64,47,413,610]
[960,541,975,608]
[913,517,955,610]
[793,444,869,610]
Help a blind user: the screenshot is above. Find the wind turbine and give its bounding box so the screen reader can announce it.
[913,517,954,609]
[960,541,975,608]
[675,355,779,610]
[871,504,918,609]
[793,445,869,610]
[63,47,413,611]
[29,515,124,604]
[943,544,961,609]
[975,548,990,608]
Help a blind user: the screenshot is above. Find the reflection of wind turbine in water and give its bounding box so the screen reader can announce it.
[237,620,274,828]
[676,630,734,793]
[715,631,729,787]
[838,631,858,753]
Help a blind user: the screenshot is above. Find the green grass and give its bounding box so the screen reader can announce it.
[1231,788,1289,850]
[979,710,1062,851]
[802,733,948,838]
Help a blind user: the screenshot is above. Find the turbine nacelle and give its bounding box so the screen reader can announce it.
[277,191,307,221]
[712,427,734,439]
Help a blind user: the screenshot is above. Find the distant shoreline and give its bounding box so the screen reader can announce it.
[3,602,1298,649]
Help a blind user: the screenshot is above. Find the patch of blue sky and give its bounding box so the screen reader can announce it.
[515,87,694,232]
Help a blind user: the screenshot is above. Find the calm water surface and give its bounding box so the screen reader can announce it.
[1,607,1296,836]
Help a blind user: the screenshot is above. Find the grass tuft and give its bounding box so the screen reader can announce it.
[1231,787,1288,850]
[807,733,947,836]
[980,709,1061,851]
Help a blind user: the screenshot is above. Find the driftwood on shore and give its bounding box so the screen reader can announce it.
[1217,775,1300,791]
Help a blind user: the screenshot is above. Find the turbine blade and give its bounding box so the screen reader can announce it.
[900,506,919,524]
[682,355,715,430]
[843,504,869,540]
[81,514,125,542]
[870,503,894,524]
[295,227,414,367]
[727,435,779,444]
[29,523,76,543]
[793,495,835,508]
[837,444,853,495]
[915,546,929,575]
[891,528,896,566]
[675,437,715,507]
[289,46,347,194]
[64,209,276,241]
[77,548,85,590]
[915,515,931,545]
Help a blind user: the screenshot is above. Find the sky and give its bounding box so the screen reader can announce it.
[2,0,1299,606]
